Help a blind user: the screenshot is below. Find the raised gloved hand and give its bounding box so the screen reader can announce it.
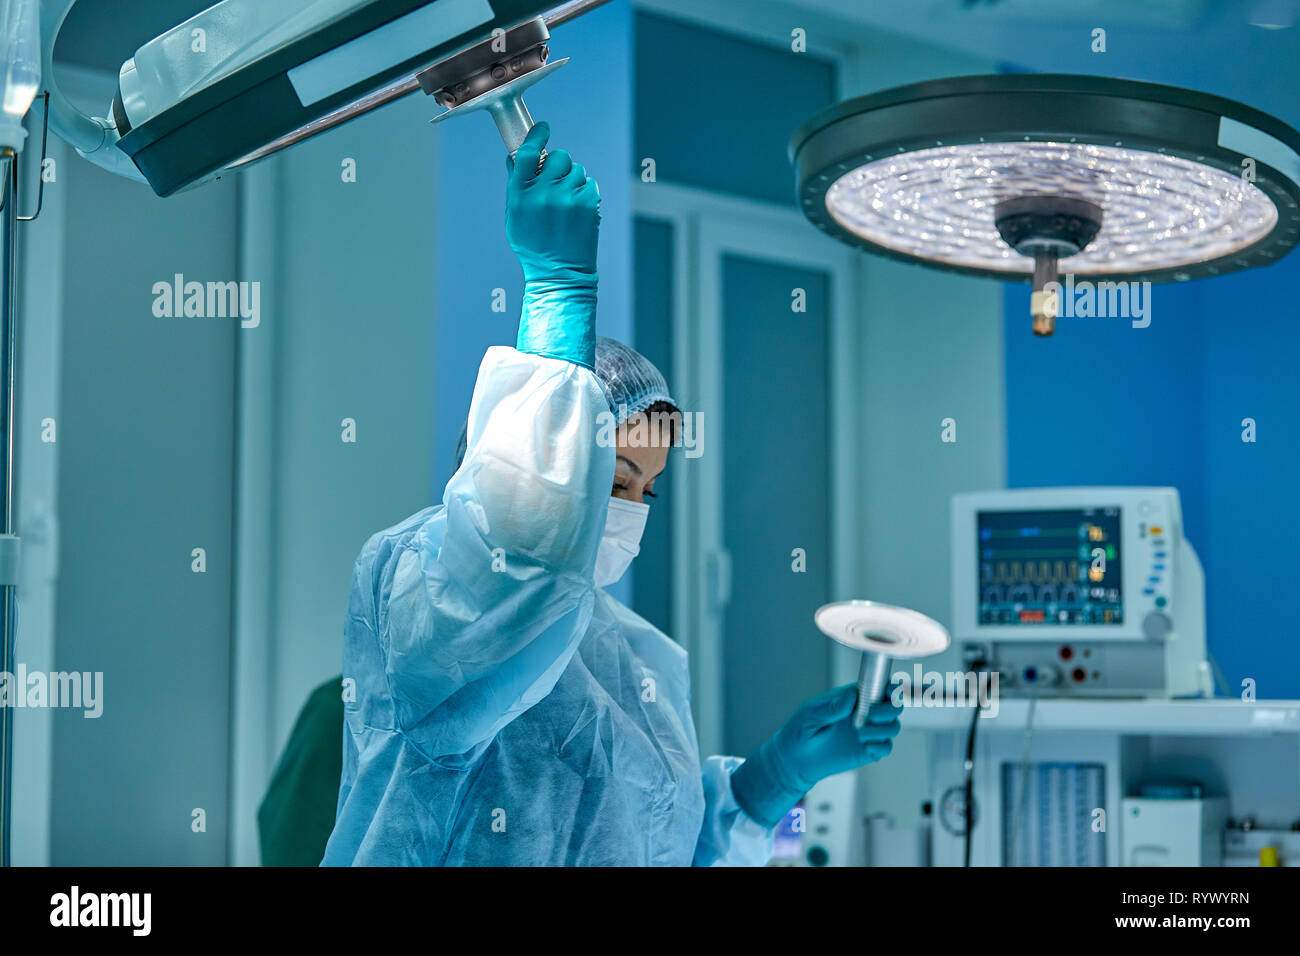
[730,685,902,828]
[505,122,601,370]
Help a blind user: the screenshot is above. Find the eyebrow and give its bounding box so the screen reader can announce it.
[616,455,665,484]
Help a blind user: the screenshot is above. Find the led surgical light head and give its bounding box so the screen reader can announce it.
[791,74,1300,337]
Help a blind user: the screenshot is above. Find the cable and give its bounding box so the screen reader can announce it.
[962,696,980,866]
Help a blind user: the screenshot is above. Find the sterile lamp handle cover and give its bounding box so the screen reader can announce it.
[729,600,950,832]
[853,651,893,727]
[814,599,952,728]
[730,601,946,829]
[427,58,568,158]
[422,18,568,159]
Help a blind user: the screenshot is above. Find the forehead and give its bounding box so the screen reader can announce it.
[616,409,676,438]
[615,414,672,473]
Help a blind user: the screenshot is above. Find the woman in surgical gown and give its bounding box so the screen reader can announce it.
[322,124,902,866]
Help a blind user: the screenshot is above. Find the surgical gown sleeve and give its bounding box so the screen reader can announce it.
[694,759,777,866]
[369,345,612,764]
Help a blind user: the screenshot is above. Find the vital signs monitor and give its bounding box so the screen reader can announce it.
[951,488,1210,697]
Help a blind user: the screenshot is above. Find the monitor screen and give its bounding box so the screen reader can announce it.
[977,507,1123,626]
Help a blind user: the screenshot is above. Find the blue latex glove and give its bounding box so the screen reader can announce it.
[505,122,600,370]
[731,685,903,828]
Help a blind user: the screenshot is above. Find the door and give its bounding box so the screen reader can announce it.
[633,188,859,757]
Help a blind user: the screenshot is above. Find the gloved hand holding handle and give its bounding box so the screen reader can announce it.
[505,122,601,370]
[730,685,903,829]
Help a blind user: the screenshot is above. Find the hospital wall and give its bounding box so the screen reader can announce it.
[1005,262,1300,700]
[1198,267,1300,698]
[35,66,240,865]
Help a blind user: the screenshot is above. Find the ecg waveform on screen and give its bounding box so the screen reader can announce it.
[983,560,1081,585]
[977,511,1123,623]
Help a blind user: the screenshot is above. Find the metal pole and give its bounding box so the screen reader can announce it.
[0,148,19,867]
[543,0,614,28]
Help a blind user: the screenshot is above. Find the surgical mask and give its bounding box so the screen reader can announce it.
[595,497,649,588]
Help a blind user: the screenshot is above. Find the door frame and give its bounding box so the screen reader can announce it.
[632,180,862,756]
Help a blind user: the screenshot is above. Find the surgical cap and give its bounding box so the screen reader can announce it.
[454,337,676,470]
[593,335,677,424]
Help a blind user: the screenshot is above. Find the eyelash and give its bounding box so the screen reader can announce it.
[613,482,657,499]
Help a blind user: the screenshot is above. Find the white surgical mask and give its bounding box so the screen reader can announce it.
[595,497,649,588]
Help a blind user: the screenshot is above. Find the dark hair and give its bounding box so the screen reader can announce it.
[640,401,683,447]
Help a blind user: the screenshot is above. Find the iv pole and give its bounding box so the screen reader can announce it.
[0,92,47,869]
[0,145,19,869]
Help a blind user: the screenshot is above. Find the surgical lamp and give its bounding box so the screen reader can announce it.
[420,17,566,155]
[38,0,612,196]
[790,74,1300,336]
[815,601,951,728]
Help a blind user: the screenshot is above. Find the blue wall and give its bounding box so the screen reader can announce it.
[1199,262,1300,698]
[633,11,836,205]
[1005,251,1300,698]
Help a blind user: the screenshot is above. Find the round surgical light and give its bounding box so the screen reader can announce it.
[791,74,1300,335]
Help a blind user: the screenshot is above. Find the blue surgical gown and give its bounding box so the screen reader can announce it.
[322,346,773,866]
